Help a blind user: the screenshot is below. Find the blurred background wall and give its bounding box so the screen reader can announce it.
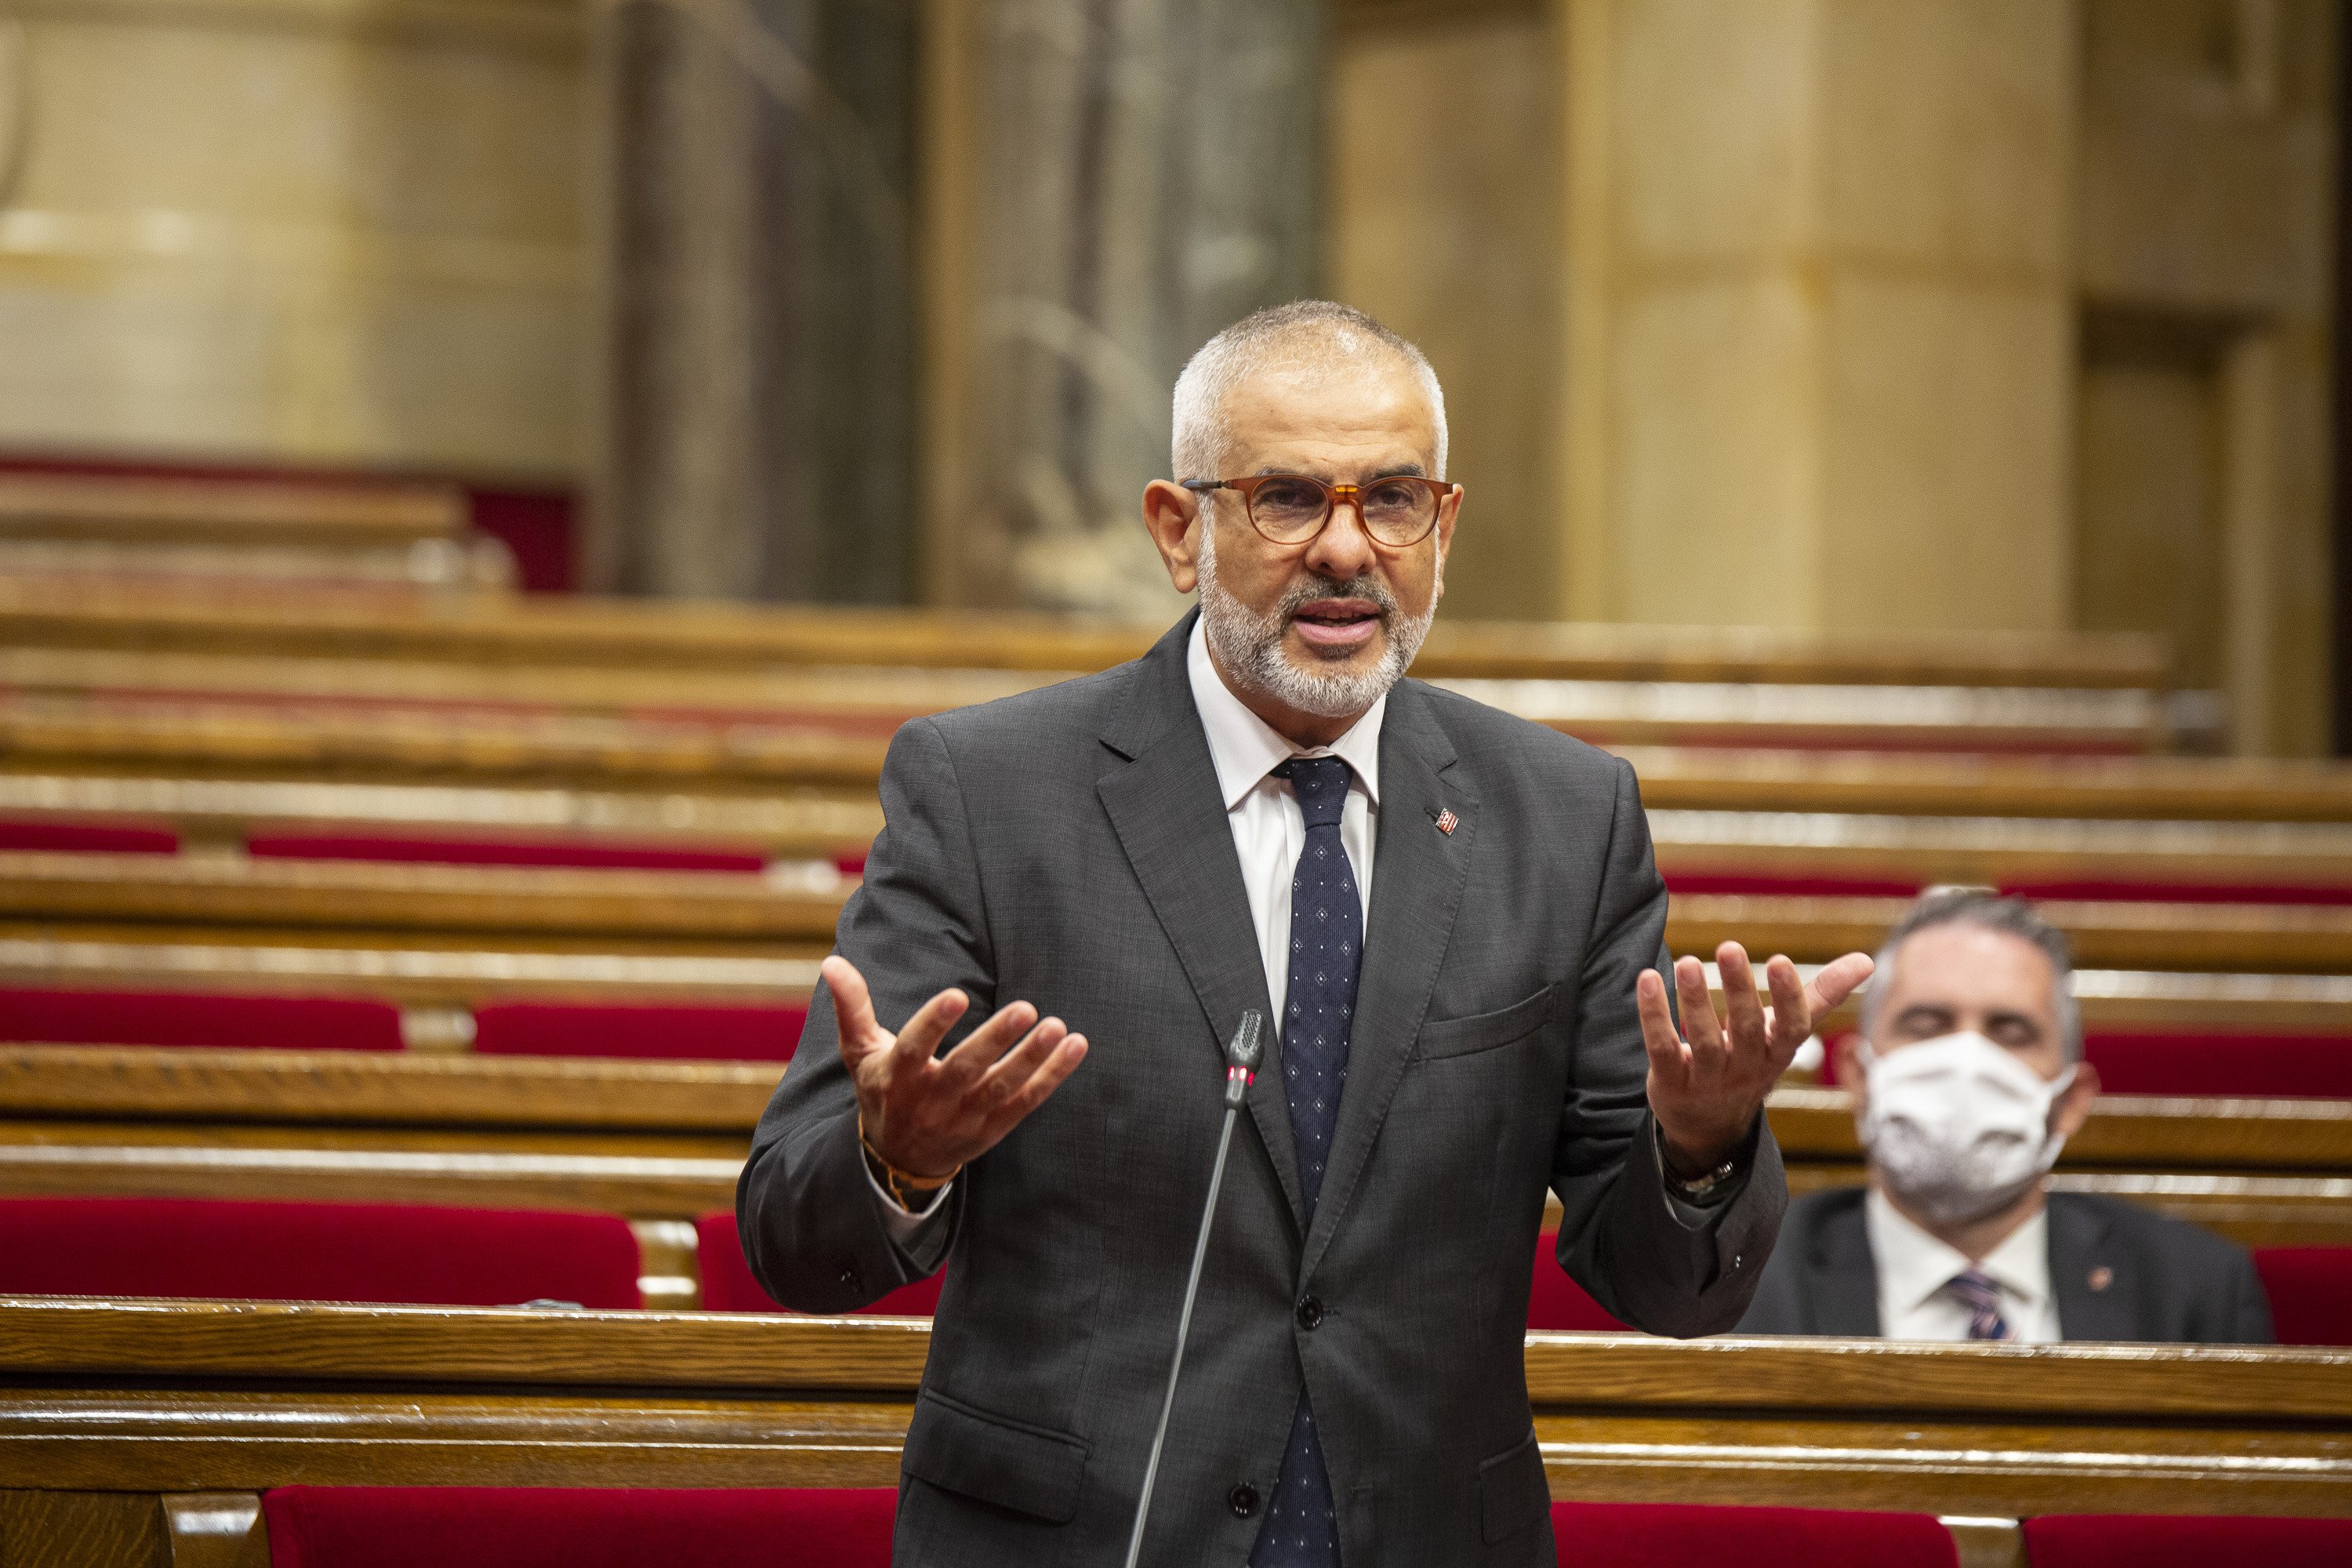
[0,0,2339,752]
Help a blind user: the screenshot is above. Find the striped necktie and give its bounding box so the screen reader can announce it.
[1947,1268,2013,1341]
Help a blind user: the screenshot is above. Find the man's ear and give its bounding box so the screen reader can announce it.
[1142,481,1201,594]
[2052,1058,2101,1140]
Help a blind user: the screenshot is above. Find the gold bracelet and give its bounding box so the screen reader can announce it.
[858,1112,960,1210]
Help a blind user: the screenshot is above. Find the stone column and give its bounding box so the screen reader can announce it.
[592,0,916,603]
[920,0,1323,616]
[1560,0,2078,634]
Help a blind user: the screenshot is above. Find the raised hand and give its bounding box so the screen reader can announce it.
[1635,942,1874,1176]
[822,953,1090,1184]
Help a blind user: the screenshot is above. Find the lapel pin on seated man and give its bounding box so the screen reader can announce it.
[1737,889,2275,1345]
[737,300,1872,1568]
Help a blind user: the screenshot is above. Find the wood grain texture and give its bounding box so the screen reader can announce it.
[159,1494,266,1568]
[0,1047,781,1132]
[0,1489,165,1567]
[0,853,846,942]
[1670,892,2352,972]
[0,1305,2345,1518]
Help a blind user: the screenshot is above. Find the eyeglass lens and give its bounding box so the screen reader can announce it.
[1248,477,1437,546]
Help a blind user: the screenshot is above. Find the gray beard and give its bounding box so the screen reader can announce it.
[1196,525,1436,720]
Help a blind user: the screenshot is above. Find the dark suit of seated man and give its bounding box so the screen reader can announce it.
[1739,890,2274,1345]
[738,301,1874,1568]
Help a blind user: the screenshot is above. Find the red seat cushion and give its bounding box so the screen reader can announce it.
[474,1003,808,1062]
[0,987,403,1051]
[0,1197,642,1308]
[246,831,768,874]
[1552,1502,1957,1567]
[1529,1247,1632,1332]
[2084,1031,2352,1099]
[695,1211,944,1316]
[2253,1248,2352,1346]
[263,1486,895,1568]
[2020,1514,2352,1568]
[0,817,179,855]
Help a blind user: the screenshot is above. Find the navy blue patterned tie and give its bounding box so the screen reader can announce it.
[1250,756,1360,1568]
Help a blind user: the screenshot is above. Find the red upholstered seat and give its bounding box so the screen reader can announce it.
[263,1486,896,1568]
[1661,870,1924,898]
[246,830,768,874]
[0,817,179,855]
[2082,1030,2352,1099]
[1552,1501,1957,1568]
[2002,877,2352,906]
[695,1211,945,1316]
[0,987,403,1051]
[474,1002,808,1062]
[2020,1514,2352,1568]
[1528,1249,1632,1332]
[2253,1247,2352,1346]
[0,1197,642,1308]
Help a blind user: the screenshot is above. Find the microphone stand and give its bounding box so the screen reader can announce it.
[1122,1009,1265,1568]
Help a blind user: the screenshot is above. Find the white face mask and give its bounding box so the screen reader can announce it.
[1857,1030,2076,1229]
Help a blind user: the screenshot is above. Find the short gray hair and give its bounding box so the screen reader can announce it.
[1171,300,1448,486]
[1860,889,2083,1062]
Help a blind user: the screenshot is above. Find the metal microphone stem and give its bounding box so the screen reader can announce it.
[1123,1008,1261,1568]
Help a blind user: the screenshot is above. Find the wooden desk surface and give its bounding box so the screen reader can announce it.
[0,1300,2341,1516]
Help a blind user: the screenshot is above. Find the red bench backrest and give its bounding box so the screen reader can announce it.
[246,831,769,874]
[474,1003,808,1062]
[0,1197,642,1308]
[2253,1247,2352,1347]
[0,987,403,1051]
[695,1212,945,1316]
[0,818,179,855]
[263,1486,896,1568]
[1551,1501,1958,1566]
[1528,1249,1632,1332]
[2020,1514,2352,1567]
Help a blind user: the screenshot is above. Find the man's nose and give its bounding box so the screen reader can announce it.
[1304,492,1376,579]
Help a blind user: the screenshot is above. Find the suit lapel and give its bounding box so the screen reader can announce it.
[1096,613,1303,1231]
[1812,1197,1883,1336]
[2049,1195,2132,1341]
[1301,681,1475,1279]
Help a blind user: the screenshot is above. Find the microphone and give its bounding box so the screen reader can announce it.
[1123,1009,1265,1568]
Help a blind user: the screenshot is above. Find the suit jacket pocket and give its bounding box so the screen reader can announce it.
[1417,984,1555,1062]
[901,1387,1090,1523]
[1477,1428,1551,1544]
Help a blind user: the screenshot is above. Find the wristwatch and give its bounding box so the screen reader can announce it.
[1658,1124,1743,1205]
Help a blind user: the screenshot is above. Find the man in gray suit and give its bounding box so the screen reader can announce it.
[739,301,1873,1566]
[1738,890,2274,1345]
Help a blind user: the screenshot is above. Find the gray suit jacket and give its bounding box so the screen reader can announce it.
[739,612,1784,1567]
[1734,1187,2276,1343]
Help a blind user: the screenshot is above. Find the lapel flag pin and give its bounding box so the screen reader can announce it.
[2087,1266,2114,1292]
[1433,808,1458,837]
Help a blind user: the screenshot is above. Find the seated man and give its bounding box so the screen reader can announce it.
[1739,889,2274,1344]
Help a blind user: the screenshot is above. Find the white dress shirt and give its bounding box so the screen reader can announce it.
[1865,1186,2061,1343]
[1185,616,1384,1023]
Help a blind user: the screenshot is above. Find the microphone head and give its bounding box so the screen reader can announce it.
[1225,1010,1265,1072]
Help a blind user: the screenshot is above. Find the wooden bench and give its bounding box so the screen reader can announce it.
[0,574,2172,685]
[0,474,507,591]
[0,851,845,949]
[0,1298,2342,1568]
[0,1046,2339,1252]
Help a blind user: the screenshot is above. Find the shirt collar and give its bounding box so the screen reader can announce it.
[1187,614,1385,811]
[1865,1187,2053,1315]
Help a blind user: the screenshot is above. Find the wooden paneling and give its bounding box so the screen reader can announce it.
[1670,892,2352,973]
[0,578,2171,687]
[0,1302,2343,1516]
[0,853,844,946]
[0,1490,164,1567]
